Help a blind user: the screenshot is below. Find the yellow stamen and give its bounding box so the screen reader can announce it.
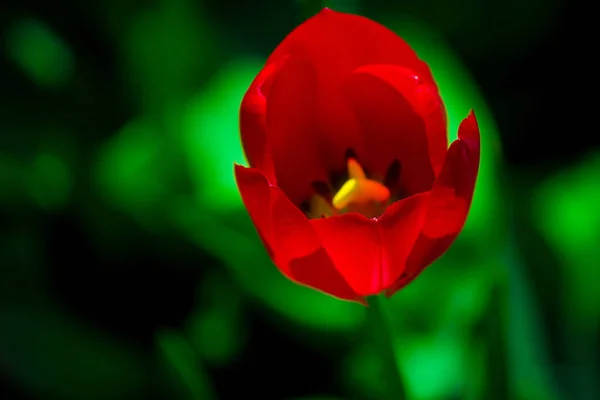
[332,158,390,210]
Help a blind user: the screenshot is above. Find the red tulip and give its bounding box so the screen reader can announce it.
[235,8,480,304]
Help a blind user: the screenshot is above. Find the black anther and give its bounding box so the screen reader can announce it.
[344,148,358,161]
[384,159,402,189]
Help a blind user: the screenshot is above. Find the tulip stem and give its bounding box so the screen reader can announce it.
[367,295,406,399]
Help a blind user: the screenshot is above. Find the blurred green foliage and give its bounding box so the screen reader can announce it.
[0,295,149,398]
[0,0,595,399]
[5,18,74,90]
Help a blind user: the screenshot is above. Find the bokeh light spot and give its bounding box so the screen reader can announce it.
[5,18,74,89]
[182,59,260,211]
[94,117,168,222]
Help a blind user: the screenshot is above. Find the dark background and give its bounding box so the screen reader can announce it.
[1,0,597,399]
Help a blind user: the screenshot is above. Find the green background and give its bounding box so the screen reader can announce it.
[0,0,596,399]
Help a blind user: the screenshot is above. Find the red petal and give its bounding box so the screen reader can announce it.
[309,192,428,297]
[385,111,481,296]
[350,64,447,176]
[265,56,331,206]
[234,164,363,302]
[343,64,441,194]
[240,60,287,184]
[264,9,439,195]
[288,247,367,306]
[378,192,431,289]
[268,8,435,85]
[310,213,381,296]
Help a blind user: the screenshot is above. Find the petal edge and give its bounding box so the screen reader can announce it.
[235,164,363,303]
[385,111,480,296]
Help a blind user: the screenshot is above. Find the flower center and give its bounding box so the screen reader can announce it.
[305,158,393,219]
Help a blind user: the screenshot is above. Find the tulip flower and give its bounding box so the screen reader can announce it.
[235,8,480,304]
